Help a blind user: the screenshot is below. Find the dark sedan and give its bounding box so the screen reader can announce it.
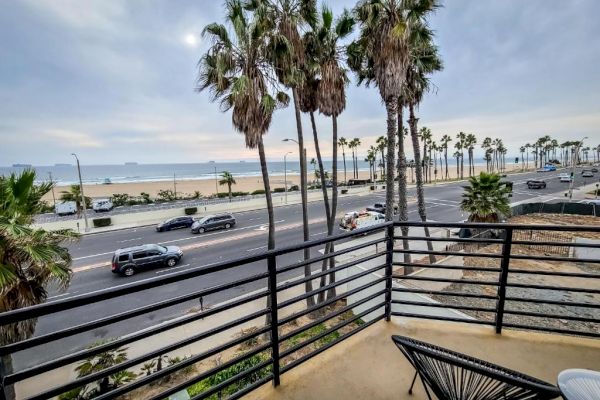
[527,180,547,189]
[156,216,195,232]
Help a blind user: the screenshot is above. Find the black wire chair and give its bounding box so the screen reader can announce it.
[391,335,561,400]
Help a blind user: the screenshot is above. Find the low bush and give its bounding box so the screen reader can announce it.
[251,189,266,195]
[341,189,348,194]
[370,185,375,190]
[184,207,198,215]
[289,185,299,191]
[272,187,286,193]
[111,193,130,207]
[92,217,111,228]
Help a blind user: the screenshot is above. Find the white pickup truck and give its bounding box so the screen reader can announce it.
[55,201,77,216]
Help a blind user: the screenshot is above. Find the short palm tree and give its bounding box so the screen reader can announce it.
[440,134,452,179]
[460,172,511,223]
[456,131,467,179]
[219,171,237,201]
[465,133,477,177]
[59,184,91,214]
[0,170,78,399]
[338,137,348,184]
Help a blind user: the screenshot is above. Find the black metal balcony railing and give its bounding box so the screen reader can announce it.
[0,221,598,400]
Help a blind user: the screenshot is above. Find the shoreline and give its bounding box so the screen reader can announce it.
[44,165,522,201]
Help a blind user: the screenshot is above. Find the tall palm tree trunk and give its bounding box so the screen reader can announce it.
[397,106,411,269]
[342,148,347,184]
[408,104,435,263]
[384,99,397,221]
[292,88,312,307]
[460,150,464,179]
[444,148,448,180]
[326,115,339,300]
[228,183,232,202]
[0,354,16,400]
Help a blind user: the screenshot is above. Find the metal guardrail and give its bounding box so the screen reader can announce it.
[0,221,598,399]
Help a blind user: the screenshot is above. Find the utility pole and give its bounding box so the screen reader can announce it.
[214,166,218,196]
[48,171,56,207]
[71,153,89,231]
[173,173,177,198]
[283,152,292,204]
[568,137,587,201]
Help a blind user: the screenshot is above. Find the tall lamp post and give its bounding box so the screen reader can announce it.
[71,153,89,232]
[282,138,306,183]
[214,166,218,196]
[48,172,56,207]
[568,136,587,201]
[283,151,292,204]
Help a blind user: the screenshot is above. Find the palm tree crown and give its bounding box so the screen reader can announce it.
[460,172,511,223]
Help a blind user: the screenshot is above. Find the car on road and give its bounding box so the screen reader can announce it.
[527,179,547,189]
[191,213,236,234]
[559,174,572,182]
[92,199,114,212]
[580,199,600,206]
[339,211,385,231]
[111,244,183,276]
[55,201,77,216]
[582,170,594,178]
[366,202,398,215]
[544,165,557,171]
[156,216,195,232]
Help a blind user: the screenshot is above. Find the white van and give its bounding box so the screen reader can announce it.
[339,211,386,231]
[55,201,77,216]
[93,199,114,212]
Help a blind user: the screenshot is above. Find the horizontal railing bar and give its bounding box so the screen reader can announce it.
[192,359,272,400]
[227,375,274,400]
[393,249,502,258]
[280,302,385,359]
[393,236,503,244]
[8,300,269,386]
[503,309,600,323]
[280,313,385,374]
[0,223,391,325]
[392,262,501,273]
[276,237,386,274]
[278,264,386,309]
[502,323,600,338]
[510,254,600,264]
[507,269,600,279]
[27,326,271,400]
[393,221,600,233]
[506,282,600,294]
[280,290,385,342]
[148,346,271,400]
[505,296,599,308]
[391,300,497,313]
[392,287,498,300]
[0,273,269,356]
[393,275,500,286]
[277,252,384,292]
[511,240,599,248]
[391,312,494,326]
[278,280,386,326]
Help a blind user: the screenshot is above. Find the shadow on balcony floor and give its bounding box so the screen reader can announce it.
[248,317,600,400]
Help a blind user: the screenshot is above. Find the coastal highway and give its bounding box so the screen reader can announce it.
[16,168,594,369]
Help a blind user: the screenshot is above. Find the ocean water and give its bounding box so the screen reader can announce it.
[1,161,370,186]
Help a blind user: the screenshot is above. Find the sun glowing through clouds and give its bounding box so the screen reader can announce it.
[184,33,198,47]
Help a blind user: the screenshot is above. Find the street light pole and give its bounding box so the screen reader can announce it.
[71,153,89,231]
[568,136,587,201]
[214,166,218,196]
[283,151,292,204]
[48,172,56,207]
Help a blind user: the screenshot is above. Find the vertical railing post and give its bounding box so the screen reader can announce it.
[495,227,513,334]
[267,254,281,386]
[385,223,394,322]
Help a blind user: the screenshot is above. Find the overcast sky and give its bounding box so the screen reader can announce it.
[1,0,599,166]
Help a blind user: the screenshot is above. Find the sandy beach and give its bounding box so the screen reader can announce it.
[45,164,521,201]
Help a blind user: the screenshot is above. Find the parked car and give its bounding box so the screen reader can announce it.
[339,211,385,231]
[111,244,183,276]
[191,213,236,234]
[582,170,594,178]
[156,216,195,232]
[544,164,557,171]
[527,179,547,189]
[536,168,548,173]
[92,199,114,212]
[592,168,599,173]
[366,202,399,215]
[559,174,572,182]
[55,201,77,216]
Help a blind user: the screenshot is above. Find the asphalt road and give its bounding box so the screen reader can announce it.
[16,167,595,369]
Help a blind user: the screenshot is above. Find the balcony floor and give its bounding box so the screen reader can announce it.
[248,318,600,400]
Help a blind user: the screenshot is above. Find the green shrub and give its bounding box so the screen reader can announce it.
[157,189,177,202]
[341,189,348,194]
[111,193,130,207]
[289,185,299,191]
[93,217,111,228]
[140,192,153,203]
[232,191,249,197]
[251,189,266,195]
[184,207,198,215]
[272,187,286,193]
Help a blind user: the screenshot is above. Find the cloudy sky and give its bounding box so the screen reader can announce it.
[1,0,599,166]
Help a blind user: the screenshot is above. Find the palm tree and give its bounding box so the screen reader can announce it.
[351,138,362,179]
[375,135,387,180]
[350,0,439,221]
[338,137,348,184]
[524,143,531,169]
[348,139,357,180]
[519,146,526,171]
[219,171,237,201]
[0,170,78,399]
[456,132,466,179]
[481,137,492,172]
[460,172,511,223]
[430,140,438,181]
[465,133,477,176]
[310,158,318,182]
[365,150,376,182]
[440,134,452,180]
[304,5,354,301]
[419,127,431,182]
[368,145,378,181]
[59,184,91,215]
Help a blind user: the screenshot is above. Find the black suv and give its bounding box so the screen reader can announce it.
[527,179,546,189]
[156,216,194,232]
[191,213,236,234]
[111,244,183,276]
